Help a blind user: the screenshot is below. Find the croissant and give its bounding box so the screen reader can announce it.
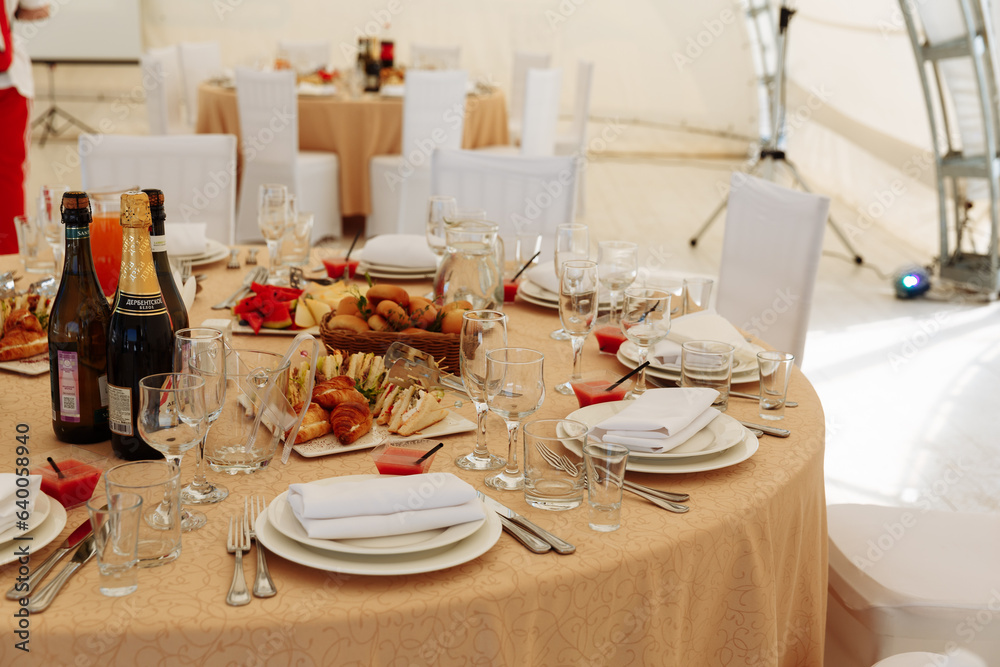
[293,402,331,444]
[329,401,373,444]
[313,376,366,410]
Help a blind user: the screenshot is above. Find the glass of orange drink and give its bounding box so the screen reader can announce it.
[89,187,134,299]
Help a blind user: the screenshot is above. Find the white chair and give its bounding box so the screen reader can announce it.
[141,46,190,135]
[409,44,461,70]
[555,60,594,216]
[78,134,237,245]
[715,174,828,365]
[430,148,578,262]
[826,504,1000,667]
[509,51,551,143]
[276,39,329,73]
[478,68,561,157]
[178,42,224,127]
[872,651,987,667]
[233,68,341,242]
[368,70,468,237]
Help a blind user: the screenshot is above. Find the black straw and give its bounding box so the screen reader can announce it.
[606,361,650,392]
[47,457,65,479]
[415,442,444,464]
[344,230,362,261]
[510,251,541,282]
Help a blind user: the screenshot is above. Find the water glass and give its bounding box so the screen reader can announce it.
[555,259,598,395]
[684,277,714,313]
[87,492,143,597]
[426,196,457,258]
[597,241,638,324]
[279,211,314,268]
[620,287,672,397]
[680,341,735,411]
[584,443,629,532]
[14,215,52,273]
[757,351,795,420]
[551,223,589,340]
[484,347,546,491]
[258,184,290,284]
[105,461,181,568]
[455,310,508,471]
[39,184,69,273]
[656,279,686,318]
[523,418,587,511]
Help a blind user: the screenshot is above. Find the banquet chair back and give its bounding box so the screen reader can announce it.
[368,70,468,237]
[556,60,595,155]
[277,40,330,73]
[178,41,224,127]
[716,174,828,365]
[234,68,341,242]
[141,46,189,135]
[78,133,237,245]
[430,148,578,262]
[509,51,552,143]
[410,44,461,70]
[520,68,562,157]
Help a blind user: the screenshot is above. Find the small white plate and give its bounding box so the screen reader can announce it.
[516,288,558,310]
[0,493,51,545]
[0,497,67,567]
[267,476,485,556]
[0,351,49,376]
[231,321,321,337]
[293,410,475,458]
[518,279,611,306]
[255,500,501,576]
[617,346,760,384]
[173,239,230,267]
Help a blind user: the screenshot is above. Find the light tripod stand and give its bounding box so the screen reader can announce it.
[688,3,864,265]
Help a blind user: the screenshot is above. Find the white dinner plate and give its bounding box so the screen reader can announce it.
[267,476,486,556]
[0,351,49,376]
[293,410,476,458]
[516,288,558,310]
[357,263,436,280]
[617,344,760,384]
[518,279,611,306]
[565,402,747,460]
[173,239,230,266]
[0,493,51,544]
[0,497,67,567]
[256,499,501,575]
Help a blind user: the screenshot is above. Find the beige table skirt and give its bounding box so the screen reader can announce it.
[0,252,826,666]
[196,84,510,218]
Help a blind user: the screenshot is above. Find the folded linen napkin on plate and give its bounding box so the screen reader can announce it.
[165,222,208,257]
[357,234,438,269]
[650,309,758,367]
[0,473,41,535]
[591,388,719,453]
[287,472,485,539]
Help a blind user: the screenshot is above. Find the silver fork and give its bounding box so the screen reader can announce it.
[226,514,251,606]
[245,496,276,598]
[227,247,241,269]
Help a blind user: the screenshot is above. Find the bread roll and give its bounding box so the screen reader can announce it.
[366,284,410,308]
[376,300,409,330]
[367,314,390,331]
[327,314,369,332]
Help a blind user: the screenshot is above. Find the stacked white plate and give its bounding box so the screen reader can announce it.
[565,402,760,474]
[516,279,611,310]
[0,493,68,566]
[172,239,230,266]
[355,260,437,280]
[617,340,763,384]
[256,475,502,575]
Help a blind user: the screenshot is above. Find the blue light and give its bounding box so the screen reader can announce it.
[893,265,931,298]
[901,274,920,289]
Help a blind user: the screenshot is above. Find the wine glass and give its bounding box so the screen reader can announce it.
[620,287,672,398]
[484,348,546,491]
[258,184,290,284]
[137,373,209,532]
[455,310,508,470]
[39,185,69,273]
[426,196,457,259]
[597,241,638,324]
[173,328,228,505]
[555,260,598,395]
[551,223,589,340]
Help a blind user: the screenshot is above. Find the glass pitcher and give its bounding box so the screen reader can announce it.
[433,220,504,309]
[90,185,138,298]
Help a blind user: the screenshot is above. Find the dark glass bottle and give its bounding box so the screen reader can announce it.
[143,188,189,335]
[48,191,113,444]
[106,191,173,461]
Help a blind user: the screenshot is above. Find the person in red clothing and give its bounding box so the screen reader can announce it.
[0,0,50,255]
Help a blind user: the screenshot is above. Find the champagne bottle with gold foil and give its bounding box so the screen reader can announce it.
[107,191,173,460]
[48,191,112,444]
[143,188,189,334]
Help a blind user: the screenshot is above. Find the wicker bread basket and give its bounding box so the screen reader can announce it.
[319,311,461,374]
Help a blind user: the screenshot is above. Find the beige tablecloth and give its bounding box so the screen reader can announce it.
[195,84,510,218]
[0,252,826,666]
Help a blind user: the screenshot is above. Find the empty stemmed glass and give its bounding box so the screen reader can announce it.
[555,260,599,395]
[173,328,228,505]
[137,373,209,532]
[484,348,546,491]
[426,195,457,260]
[40,185,69,272]
[257,184,290,284]
[551,223,589,340]
[455,310,508,470]
[620,287,672,398]
[597,241,638,324]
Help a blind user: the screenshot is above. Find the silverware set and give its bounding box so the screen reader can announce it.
[227,497,276,606]
[212,266,267,310]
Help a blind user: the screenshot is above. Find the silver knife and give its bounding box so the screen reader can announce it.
[729,391,798,408]
[212,266,265,310]
[738,420,790,438]
[478,493,575,555]
[5,514,95,600]
[475,493,548,553]
[26,534,97,613]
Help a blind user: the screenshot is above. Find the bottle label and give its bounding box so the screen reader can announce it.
[108,384,133,436]
[56,350,81,423]
[66,227,90,240]
[115,291,167,316]
[150,235,167,253]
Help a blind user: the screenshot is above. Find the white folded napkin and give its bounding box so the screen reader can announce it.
[165,222,208,257]
[297,82,337,96]
[287,473,485,540]
[0,474,41,535]
[591,388,719,453]
[358,234,437,269]
[651,309,758,367]
[525,261,559,293]
[182,277,197,308]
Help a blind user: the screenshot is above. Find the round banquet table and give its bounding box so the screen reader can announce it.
[0,252,827,666]
[195,83,511,218]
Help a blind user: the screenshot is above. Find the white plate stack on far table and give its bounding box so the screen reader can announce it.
[355,234,438,279]
[516,261,611,309]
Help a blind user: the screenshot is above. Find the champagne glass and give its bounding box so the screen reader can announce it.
[620,287,672,398]
[455,310,508,470]
[173,328,228,505]
[426,196,457,259]
[484,348,546,491]
[39,184,69,273]
[555,260,598,395]
[551,223,589,340]
[258,184,290,284]
[597,241,638,324]
[138,373,209,532]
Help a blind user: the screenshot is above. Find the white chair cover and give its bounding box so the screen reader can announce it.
[715,174,828,365]
[276,39,330,73]
[369,70,468,236]
[141,46,189,135]
[178,42,224,127]
[556,60,594,155]
[78,134,237,246]
[234,68,341,242]
[873,651,988,667]
[520,68,562,157]
[430,148,578,262]
[410,44,461,70]
[509,51,551,142]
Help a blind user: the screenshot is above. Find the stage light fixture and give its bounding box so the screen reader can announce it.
[893,265,931,298]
